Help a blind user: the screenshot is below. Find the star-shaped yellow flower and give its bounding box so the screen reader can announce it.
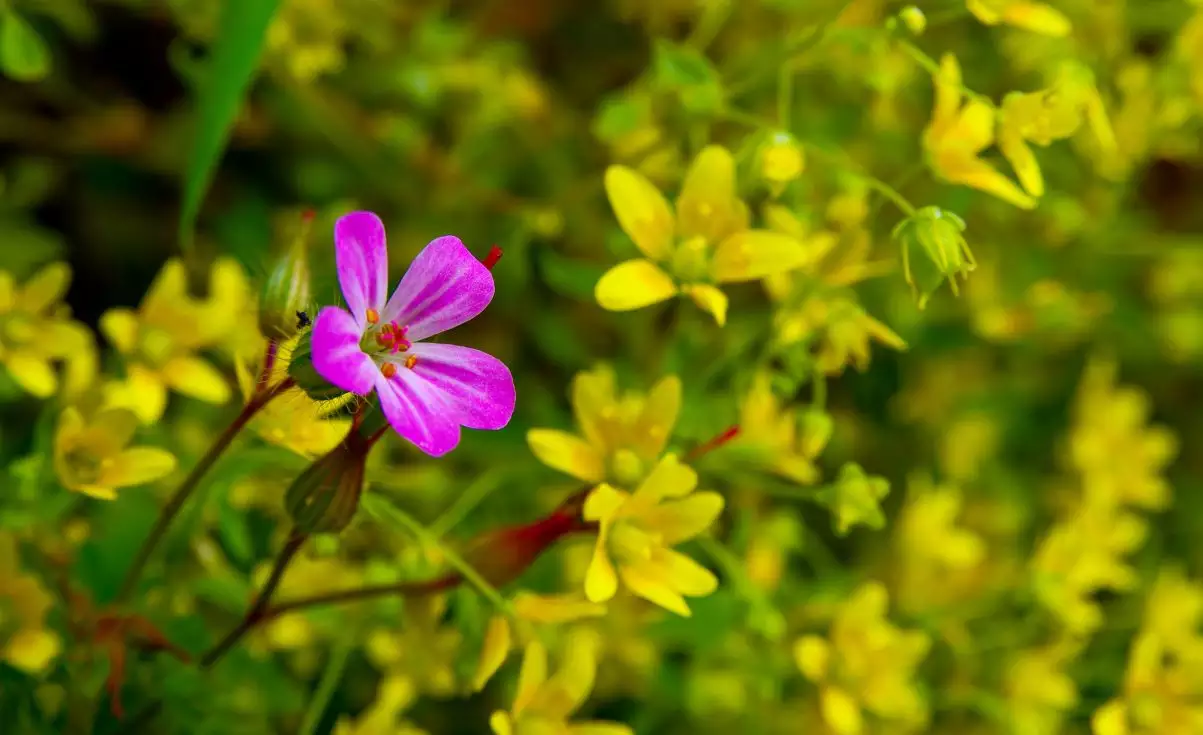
[597,145,813,325]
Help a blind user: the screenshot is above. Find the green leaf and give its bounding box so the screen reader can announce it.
[178,0,282,257]
[592,91,651,142]
[0,12,51,82]
[536,246,607,301]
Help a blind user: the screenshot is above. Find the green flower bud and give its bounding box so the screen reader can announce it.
[899,6,926,35]
[892,206,974,309]
[259,211,315,339]
[288,329,350,403]
[285,429,370,534]
[817,462,890,536]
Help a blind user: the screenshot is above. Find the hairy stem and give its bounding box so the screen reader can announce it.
[115,376,295,604]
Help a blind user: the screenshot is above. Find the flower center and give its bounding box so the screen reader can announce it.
[610,448,645,487]
[0,313,36,348]
[360,311,413,356]
[670,236,711,284]
[138,326,176,367]
[609,522,658,565]
[62,447,106,486]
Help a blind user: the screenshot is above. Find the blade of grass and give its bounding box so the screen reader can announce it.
[178,0,281,273]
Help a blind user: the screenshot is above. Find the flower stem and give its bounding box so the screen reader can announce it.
[262,574,461,619]
[200,529,308,668]
[115,376,295,605]
[298,631,355,735]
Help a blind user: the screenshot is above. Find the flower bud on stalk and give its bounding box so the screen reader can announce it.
[285,427,370,534]
[458,494,591,589]
[259,210,315,340]
[892,206,974,309]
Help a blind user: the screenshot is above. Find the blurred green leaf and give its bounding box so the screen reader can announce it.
[0,12,51,82]
[178,0,281,257]
[536,247,607,301]
[593,91,651,142]
[652,40,723,114]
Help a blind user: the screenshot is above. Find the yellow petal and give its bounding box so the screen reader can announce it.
[820,686,864,735]
[143,258,187,312]
[794,636,830,681]
[998,128,1044,197]
[513,641,549,717]
[631,453,697,507]
[604,166,674,261]
[471,615,512,692]
[100,447,177,488]
[928,54,963,140]
[653,548,718,596]
[75,485,119,501]
[571,364,616,450]
[1003,2,1071,36]
[18,262,70,313]
[965,0,1002,24]
[1091,700,1129,735]
[5,354,56,397]
[3,628,61,675]
[676,145,741,243]
[489,712,515,735]
[81,407,139,457]
[105,365,168,424]
[645,491,725,544]
[163,355,231,404]
[940,154,1037,210]
[99,308,140,354]
[619,561,690,616]
[633,374,681,459]
[681,284,728,326]
[513,592,607,624]
[568,724,636,735]
[595,260,678,312]
[948,100,997,155]
[711,230,816,283]
[585,537,619,605]
[54,322,97,395]
[526,429,606,482]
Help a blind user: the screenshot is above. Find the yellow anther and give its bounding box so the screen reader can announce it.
[405,355,418,369]
[381,362,397,378]
[366,308,380,324]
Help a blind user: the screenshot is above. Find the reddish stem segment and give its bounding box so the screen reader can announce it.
[481,245,503,270]
[686,425,741,462]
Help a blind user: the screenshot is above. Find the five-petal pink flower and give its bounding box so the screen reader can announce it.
[311,211,516,456]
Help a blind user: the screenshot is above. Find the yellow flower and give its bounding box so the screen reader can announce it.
[0,263,96,398]
[0,534,61,675]
[1005,641,1081,735]
[471,593,607,692]
[758,132,806,191]
[923,54,1036,209]
[998,62,1118,198]
[966,0,1071,36]
[893,475,985,613]
[527,365,680,486]
[234,335,351,459]
[490,633,632,735]
[597,145,814,325]
[1069,359,1177,510]
[583,454,724,617]
[817,463,891,536]
[1031,494,1147,634]
[53,405,176,501]
[736,371,831,484]
[794,582,931,734]
[101,258,240,423]
[1092,569,1203,735]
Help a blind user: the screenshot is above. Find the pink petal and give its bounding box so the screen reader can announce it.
[311,306,376,395]
[374,370,462,456]
[335,212,389,327]
[381,236,494,341]
[406,343,515,430]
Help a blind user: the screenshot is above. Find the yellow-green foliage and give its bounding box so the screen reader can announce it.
[1,0,1202,733]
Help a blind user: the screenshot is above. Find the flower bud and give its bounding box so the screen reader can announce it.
[288,329,350,403]
[899,6,926,35]
[891,206,974,309]
[285,429,370,534]
[759,132,805,189]
[817,462,890,536]
[459,509,583,589]
[259,211,315,340]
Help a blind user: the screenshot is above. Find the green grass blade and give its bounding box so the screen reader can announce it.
[178,0,282,257]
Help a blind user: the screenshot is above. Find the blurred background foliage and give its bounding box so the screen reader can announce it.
[1,0,1203,733]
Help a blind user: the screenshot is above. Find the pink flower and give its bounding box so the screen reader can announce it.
[311,212,515,456]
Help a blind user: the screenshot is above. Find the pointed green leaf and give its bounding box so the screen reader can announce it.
[1,12,51,82]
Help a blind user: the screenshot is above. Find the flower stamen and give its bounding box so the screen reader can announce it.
[381,362,397,378]
[405,355,418,369]
[366,308,380,325]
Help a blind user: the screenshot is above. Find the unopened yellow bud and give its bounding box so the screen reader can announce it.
[899,6,926,35]
[759,132,805,186]
[259,210,315,339]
